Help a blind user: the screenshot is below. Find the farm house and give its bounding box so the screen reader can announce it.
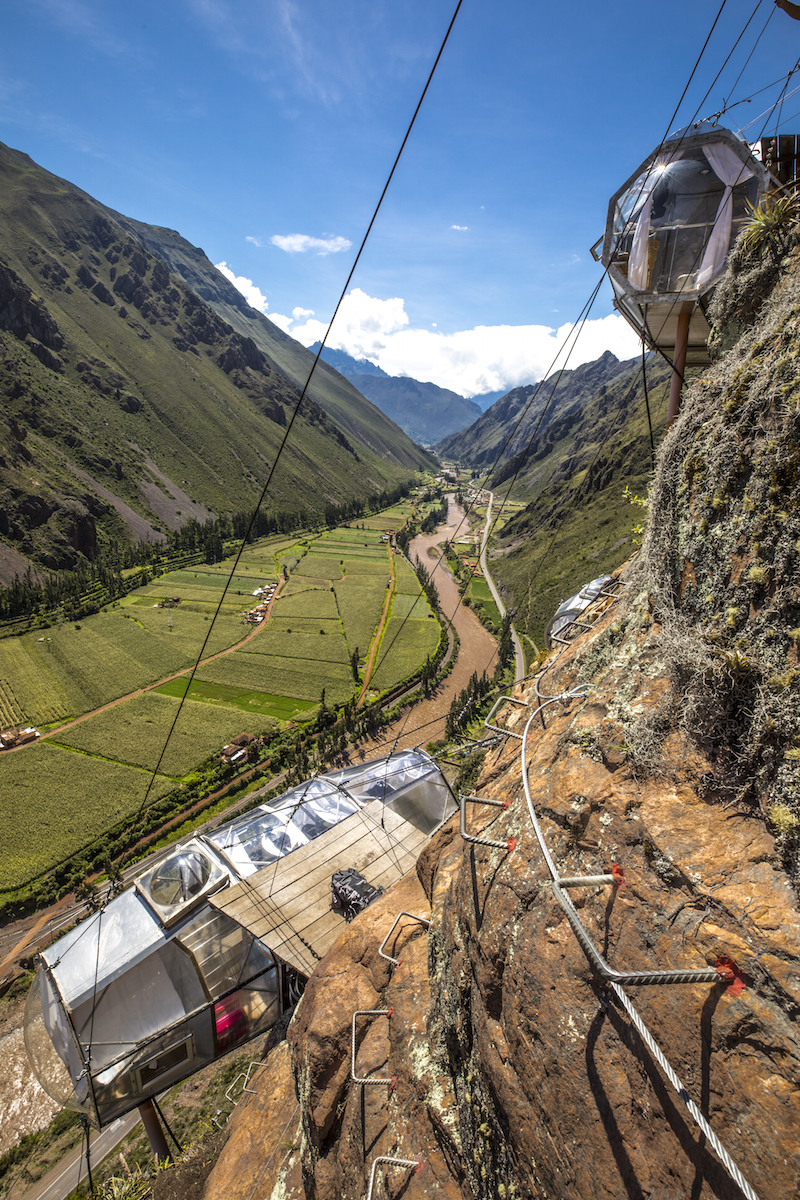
[24,749,455,1129]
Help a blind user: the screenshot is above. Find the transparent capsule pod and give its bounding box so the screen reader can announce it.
[24,749,455,1127]
[596,123,769,366]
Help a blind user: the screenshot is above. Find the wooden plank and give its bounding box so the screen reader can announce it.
[210,805,430,976]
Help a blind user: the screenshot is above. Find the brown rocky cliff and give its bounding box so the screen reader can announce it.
[203,244,800,1200]
[203,594,800,1199]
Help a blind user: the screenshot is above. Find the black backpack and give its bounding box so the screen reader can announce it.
[330,868,385,923]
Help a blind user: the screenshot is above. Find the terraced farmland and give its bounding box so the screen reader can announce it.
[0,506,450,888]
[0,743,173,888]
[51,693,278,777]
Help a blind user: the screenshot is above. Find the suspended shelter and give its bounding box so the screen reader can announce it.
[24,749,455,1129]
[544,574,612,649]
[593,122,769,418]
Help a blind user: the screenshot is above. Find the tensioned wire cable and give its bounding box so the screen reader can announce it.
[127,0,465,835]
[399,1,771,696]
[373,0,739,664]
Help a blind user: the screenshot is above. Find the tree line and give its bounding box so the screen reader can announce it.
[0,480,415,625]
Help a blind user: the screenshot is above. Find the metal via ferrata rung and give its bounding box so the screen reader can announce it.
[351,1008,396,1088]
[460,794,516,853]
[483,694,527,740]
[365,1156,424,1200]
[547,865,742,989]
[378,912,430,968]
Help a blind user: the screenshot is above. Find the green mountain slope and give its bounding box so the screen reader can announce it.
[0,143,432,579]
[435,351,633,470]
[112,217,435,470]
[444,351,673,647]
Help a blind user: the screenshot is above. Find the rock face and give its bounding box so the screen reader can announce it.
[204,596,800,1199]
[203,240,800,1200]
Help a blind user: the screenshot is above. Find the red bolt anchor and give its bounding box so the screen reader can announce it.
[714,955,746,995]
[611,863,626,889]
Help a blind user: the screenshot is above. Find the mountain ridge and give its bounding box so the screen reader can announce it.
[0,141,433,580]
[308,341,483,444]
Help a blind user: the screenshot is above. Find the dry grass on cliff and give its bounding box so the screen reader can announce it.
[626,236,800,882]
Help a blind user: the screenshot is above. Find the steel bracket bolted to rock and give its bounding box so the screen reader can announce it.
[365,1156,424,1200]
[483,694,528,740]
[351,1008,396,1087]
[460,794,517,853]
[378,912,431,968]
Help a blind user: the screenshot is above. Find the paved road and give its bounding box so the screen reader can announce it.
[21,1111,141,1200]
[479,492,526,684]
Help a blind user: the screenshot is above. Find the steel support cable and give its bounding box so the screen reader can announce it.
[708,36,788,123]
[638,59,800,394]
[365,0,761,701]
[680,0,767,132]
[711,3,775,119]
[431,19,759,676]
[739,71,800,130]
[369,278,606,706]
[517,706,761,1200]
[601,4,788,397]
[128,0,465,834]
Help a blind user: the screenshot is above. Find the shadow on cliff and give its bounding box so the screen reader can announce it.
[585,982,733,1199]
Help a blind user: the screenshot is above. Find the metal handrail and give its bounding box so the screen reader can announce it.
[365,1156,423,1199]
[483,694,527,739]
[351,1009,395,1087]
[460,794,516,852]
[518,705,760,1200]
[378,912,430,967]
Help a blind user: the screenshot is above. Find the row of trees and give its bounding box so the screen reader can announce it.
[0,481,415,625]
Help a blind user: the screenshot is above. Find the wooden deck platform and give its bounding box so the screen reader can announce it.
[210,803,429,976]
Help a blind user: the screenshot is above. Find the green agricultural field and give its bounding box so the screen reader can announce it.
[273,589,340,619]
[247,624,349,665]
[50,693,278,777]
[389,592,430,619]
[148,569,270,592]
[279,578,325,596]
[343,559,391,576]
[467,579,501,627]
[0,743,173,890]
[114,604,246,658]
[292,556,345,580]
[369,616,440,691]
[197,651,352,704]
[394,557,428,595]
[156,678,315,720]
[333,576,388,658]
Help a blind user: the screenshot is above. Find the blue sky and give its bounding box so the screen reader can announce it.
[2,0,799,395]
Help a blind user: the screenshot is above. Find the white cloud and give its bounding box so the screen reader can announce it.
[451,224,469,231]
[246,235,266,247]
[292,306,314,319]
[282,289,641,397]
[268,314,293,333]
[215,261,269,314]
[287,287,408,360]
[270,233,351,255]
